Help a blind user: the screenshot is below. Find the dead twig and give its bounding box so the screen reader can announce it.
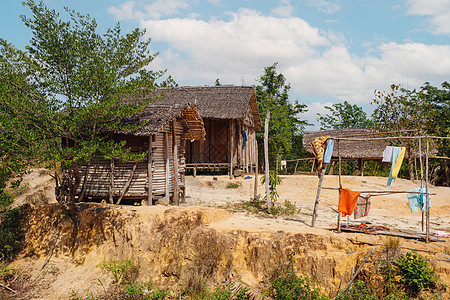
[347,238,443,254]
[0,282,17,294]
[41,225,62,270]
[334,247,374,300]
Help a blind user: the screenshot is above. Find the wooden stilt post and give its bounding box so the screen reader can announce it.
[172,122,180,206]
[164,132,170,201]
[425,137,430,243]
[311,168,325,227]
[109,159,114,204]
[116,162,137,205]
[337,140,342,233]
[264,110,271,209]
[147,136,153,206]
[79,161,90,202]
[254,141,258,200]
[230,120,234,179]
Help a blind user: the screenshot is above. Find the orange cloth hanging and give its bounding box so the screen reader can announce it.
[338,188,361,217]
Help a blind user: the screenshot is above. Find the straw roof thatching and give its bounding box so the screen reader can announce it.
[151,86,261,130]
[303,128,406,159]
[119,103,206,141]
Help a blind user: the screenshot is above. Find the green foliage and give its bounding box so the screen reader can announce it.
[226,183,240,189]
[267,254,327,300]
[372,84,436,180]
[317,101,372,130]
[99,260,136,284]
[256,63,310,168]
[0,0,175,206]
[397,251,437,294]
[124,281,167,299]
[260,170,282,201]
[268,200,299,216]
[339,280,376,300]
[0,207,23,260]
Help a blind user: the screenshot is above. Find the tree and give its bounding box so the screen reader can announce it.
[256,63,310,170]
[0,1,174,213]
[317,101,372,130]
[372,84,435,180]
[420,81,450,185]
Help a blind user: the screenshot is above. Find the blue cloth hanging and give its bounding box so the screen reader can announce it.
[386,147,401,190]
[407,187,431,213]
[323,138,334,164]
[242,130,247,147]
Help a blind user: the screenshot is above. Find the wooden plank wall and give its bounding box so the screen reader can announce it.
[76,120,186,200]
[186,118,258,172]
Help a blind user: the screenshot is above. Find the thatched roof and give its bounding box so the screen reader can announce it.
[303,128,413,159]
[119,103,206,141]
[150,86,262,130]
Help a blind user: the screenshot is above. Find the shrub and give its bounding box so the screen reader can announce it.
[339,280,376,300]
[226,183,240,189]
[0,207,23,260]
[397,251,437,294]
[124,281,167,299]
[267,254,326,300]
[99,260,136,284]
[260,170,282,201]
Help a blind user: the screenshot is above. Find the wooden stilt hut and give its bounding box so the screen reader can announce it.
[75,103,205,204]
[151,86,261,175]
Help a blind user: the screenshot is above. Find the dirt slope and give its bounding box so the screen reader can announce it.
[5,171,450,299]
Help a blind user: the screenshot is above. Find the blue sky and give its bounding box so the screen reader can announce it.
[1,0,450,127]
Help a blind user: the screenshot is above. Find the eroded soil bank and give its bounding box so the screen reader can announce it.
[9,203,450,299]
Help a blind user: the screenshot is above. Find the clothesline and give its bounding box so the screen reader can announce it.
[322,187,436,195]
[332,135,450,141]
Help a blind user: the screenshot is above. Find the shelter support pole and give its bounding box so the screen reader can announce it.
[264,110,271,209]
[311,160,315,173]
[109,159,114,204]
[147,136,153,206]
[359,158,364,176]
[229,119,234,179]
[328,161,335,175]
[254,141,258,200]
[165,132,170,201]
[337,140,342,233]
[311,168,326,227]
[426,138,430,243]
[172,122,180,206]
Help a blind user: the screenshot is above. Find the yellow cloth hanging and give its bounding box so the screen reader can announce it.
[391,147,406,179]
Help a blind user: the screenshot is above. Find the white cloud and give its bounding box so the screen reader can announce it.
[305,0,341,14]
[272,0,295,17]
[406,0,450,34]
[109,0,191,20]
[301,101,334,128]
[109,5,450,108]
[108,1,140,20]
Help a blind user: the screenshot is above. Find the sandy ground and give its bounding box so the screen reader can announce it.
[13,169,450,235]
[183,174,450,234]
